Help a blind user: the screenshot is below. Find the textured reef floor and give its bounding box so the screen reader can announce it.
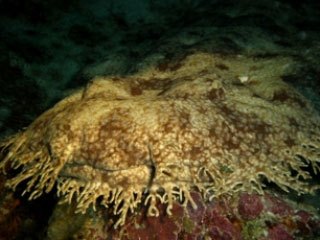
[1,177,320,240]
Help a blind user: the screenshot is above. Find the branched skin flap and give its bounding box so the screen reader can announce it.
[1,53,320,228]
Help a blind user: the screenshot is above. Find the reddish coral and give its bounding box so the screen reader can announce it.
[1,186,319,240]
[295,210,320,237]
[114,191,245,240]
[206,208,242,240]
[185,192,206,221]
[238,193,264,220]
[179,192,206,238]
[268,224,293,240]
[119,202,184,240]
[107,192,320,240]
[295,210,312,234]
[265,194,293,216]
[296,210,311,223]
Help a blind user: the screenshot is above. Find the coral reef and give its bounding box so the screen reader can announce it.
[45,191,320,239]
[0,52,320,238]
[116,191,320,239]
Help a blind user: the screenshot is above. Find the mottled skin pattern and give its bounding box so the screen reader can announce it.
[0,53,320,229]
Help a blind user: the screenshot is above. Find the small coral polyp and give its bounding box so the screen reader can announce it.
[1,53,320,228]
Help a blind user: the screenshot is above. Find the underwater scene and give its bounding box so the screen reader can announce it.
[0,0,320,239]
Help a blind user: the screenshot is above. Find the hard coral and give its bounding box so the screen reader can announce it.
[238,193,264,220]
